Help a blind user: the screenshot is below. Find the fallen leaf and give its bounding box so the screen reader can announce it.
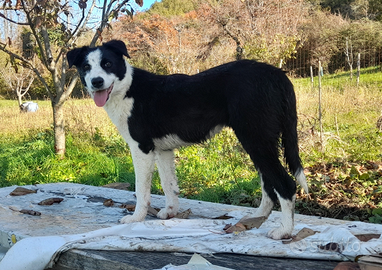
[103,199,114,207]
[10,187,37,196]
[224,216,267,233]
[103,183,130,190]
[213,213,234,220]
[224,222,247,233]
[239,216,267,230]
[120,204,136,211]
[283,227,318,244]
[38,198,64,205]
[174,208,192,219]
[354,234,381,242]
[20,209,41,216]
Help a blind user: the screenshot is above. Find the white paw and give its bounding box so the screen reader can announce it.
[157,206,178,219]
[267,227,292,240]
[120,214,144,224]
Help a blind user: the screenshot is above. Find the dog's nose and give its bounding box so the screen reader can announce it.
[91,77,104,88]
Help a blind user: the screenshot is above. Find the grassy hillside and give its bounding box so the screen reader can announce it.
[0,68,381,222]
[292,67,382,164]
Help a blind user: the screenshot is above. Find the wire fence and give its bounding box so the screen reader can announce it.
[285,46,382,77]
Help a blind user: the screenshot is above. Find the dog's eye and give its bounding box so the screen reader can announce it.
[83,64,91,71]
[104,62,112,68]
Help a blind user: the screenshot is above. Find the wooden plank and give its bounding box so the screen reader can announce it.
[52,250,339,270]
[358,256,382,270]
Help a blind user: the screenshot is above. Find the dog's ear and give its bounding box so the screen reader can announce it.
[103,40,130,59]
[67,46,89,68]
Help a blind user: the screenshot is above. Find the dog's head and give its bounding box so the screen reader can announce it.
[67,40,131,107]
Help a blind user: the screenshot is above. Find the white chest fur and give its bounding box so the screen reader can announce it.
[103,62,134,144]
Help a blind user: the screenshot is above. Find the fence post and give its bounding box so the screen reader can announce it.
[318,60,324,152]
[310,65,314,90]
[345,37,354,80]
[357,53,361,87]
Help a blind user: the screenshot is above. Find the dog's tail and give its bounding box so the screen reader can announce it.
[282,81,309,194]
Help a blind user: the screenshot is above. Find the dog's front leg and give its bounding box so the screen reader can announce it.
[120,142,155,224]
[155,150,180,219]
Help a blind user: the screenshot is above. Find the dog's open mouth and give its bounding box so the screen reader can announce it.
[93,83,114,107]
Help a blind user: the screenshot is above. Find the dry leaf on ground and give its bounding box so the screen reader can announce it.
[120,204,136,211]
[213,213,234,220]
[174,208,192,219]
[282,227,318,244]
[20,209,41,216]
[102,183,130,190]
[354,234,381,242]
[38,198,64,205]
[224,222,247,233]
[224,216,267,233]
[10,187,37,196]
[103,199,114,207]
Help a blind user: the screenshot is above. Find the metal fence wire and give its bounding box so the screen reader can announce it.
[285,46,382,77]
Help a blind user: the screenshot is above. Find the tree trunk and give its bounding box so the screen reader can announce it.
[52,101,66,156]
[17,94,23,107]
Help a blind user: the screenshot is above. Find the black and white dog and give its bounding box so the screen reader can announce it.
[67,40,308,239]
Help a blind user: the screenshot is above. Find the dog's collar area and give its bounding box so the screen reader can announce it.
[93,83,114,107]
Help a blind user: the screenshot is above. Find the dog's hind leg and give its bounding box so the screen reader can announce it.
[239,169,296,240]
[234,126,297,239]
[257,162,296,240]
[268,192,296,240]
[155,150,180,219]
[120,142,155,224]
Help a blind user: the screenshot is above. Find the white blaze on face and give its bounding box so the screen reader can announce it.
[85,50,118,107]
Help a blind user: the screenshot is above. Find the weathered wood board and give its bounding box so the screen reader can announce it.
[52,250,339,270]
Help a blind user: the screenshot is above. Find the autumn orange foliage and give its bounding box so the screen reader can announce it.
[105,0,309,74]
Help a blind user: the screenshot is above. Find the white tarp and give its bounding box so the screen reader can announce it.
[0,183,381,270]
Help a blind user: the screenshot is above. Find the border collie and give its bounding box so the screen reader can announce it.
[67,40,308,239]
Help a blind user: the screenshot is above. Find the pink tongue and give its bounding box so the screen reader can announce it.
[93,90,109,107]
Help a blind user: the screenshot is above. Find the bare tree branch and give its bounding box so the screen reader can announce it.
[0,11,28,25]
[0,41,53,99]
[19,0,50,68]
[90,0,130,46]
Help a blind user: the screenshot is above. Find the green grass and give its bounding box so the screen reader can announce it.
[0,130,135,187]
[292,66,382,90]
[174,129,260,205]
[291,67,382,165]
